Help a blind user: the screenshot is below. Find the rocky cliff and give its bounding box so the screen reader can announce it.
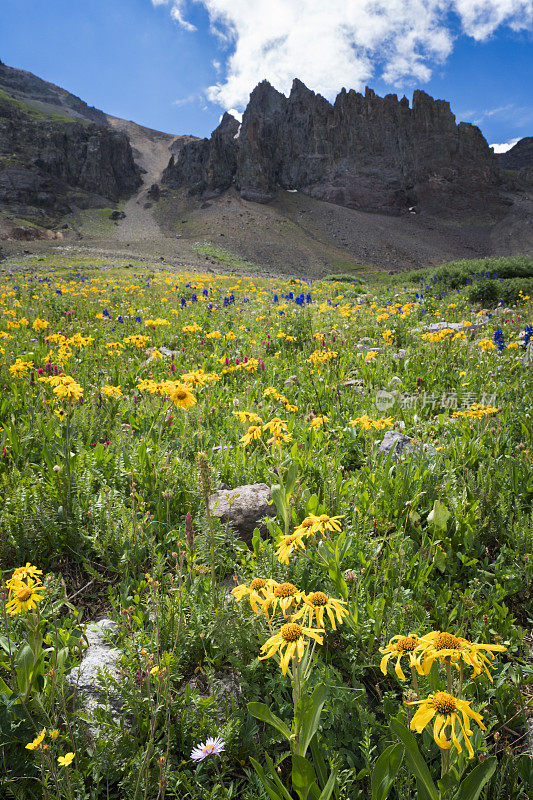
[0,61,141,223]
[163,79,500,215]
[498,137,533,171]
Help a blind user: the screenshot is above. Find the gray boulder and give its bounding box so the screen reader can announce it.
[378,430,437,460]
[66,618,123,734]
[207,483,276,542]
[284,375,299,387]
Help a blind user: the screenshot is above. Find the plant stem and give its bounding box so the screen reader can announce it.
[410,666,420,699]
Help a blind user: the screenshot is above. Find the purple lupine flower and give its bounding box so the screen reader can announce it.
[191,736,225,762]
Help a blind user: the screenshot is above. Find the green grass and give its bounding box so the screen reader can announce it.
[194,241,262,273]
[402,255,533,287]
[0,265,531,799]
[0,86,92,126]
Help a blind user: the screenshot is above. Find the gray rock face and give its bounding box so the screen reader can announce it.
[378,430,413,459]
[66,618,122,733]
[0,63,141,220]
[162,112,239,196]
[207,483,276,542]
[497,137,533,171]
[163,78,500,215]
[378,430,437,460]
[284,375,299,387]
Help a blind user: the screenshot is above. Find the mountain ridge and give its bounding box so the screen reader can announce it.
[0,61,532,271]
[162,77,501,217]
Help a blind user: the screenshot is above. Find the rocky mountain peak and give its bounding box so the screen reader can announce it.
[162,77,500,215]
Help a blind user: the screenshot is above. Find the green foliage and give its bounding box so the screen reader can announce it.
[403,255,533,288]
[0,264,531,799]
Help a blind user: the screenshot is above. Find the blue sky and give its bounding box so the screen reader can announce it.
[1,0,532,149]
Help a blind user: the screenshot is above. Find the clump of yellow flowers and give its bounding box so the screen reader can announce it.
[232,577,348,676]
[3,563,45,615]
[379,629,506,759]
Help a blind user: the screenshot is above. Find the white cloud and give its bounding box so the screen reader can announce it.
[153,1,533,111]
[490,136,521,152]
[172,92,200,106]
[152,0,196,32]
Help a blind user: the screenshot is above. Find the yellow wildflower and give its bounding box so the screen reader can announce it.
[407,692,485,759]
[258,622,323,675]
[101,385,122,398]
[294,591,349,630]
[26,730,46,751]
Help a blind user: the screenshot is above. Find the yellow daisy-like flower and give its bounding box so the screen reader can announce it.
[101,384,122,398]
[379,635,423,680]
[5,576,45,615]
[266,431,293,447]
[57,752,75,767]
[294,591,349,630]
[407,691,485,759]
[240,425,263,445]
[231,577,276,612]
[276,531,312,564]
[262,418,288,436]
[9,563,43,582]
[233,411,263,425]
[9,359,33,377]
[258,622,324,675]
[309,415,328,429]
[261,582,306,618]
[168,384,196,410]
[53,378,83,402]
[293,514,344,538]
[415,631,506,681]
[26,729,46,751]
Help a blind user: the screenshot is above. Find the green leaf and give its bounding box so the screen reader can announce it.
[15,644,34,694]
[309,734,328,789]
[249,758,285,800]
[266,755,296,800]
[0,636,11,655]
[455,757,497,800]
[371,743,404,800]
[433,546,447,573]
[298,683,328,757]
[285,462,299,495]
[292,754,317,800]
[427,500,450,531]
[317,768,338,800]
[248,702,292,741]
[252,527,262,557]
[390,719,439,800]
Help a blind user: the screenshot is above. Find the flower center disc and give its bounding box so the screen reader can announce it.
[432,691,456,714]
[16,587,32,601]
[434,632,461,650]
[250,578,266,590]
[281,623,302,641]
[274,583,297,598]
[308,591,328,606]
[397,636,418,652]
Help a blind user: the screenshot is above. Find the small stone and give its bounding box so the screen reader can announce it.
[284,375,299,387]
[378,431,437,461]
[66,619,123,737]
[208,483,276,542]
